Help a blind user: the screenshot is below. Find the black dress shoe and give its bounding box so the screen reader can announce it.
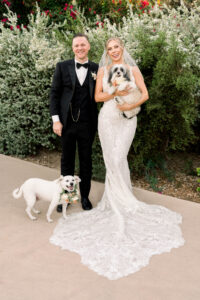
[56,204,70,213]
[56,204,62,213]
[81,197,93,210]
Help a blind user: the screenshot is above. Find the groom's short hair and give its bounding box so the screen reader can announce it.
[73,33,89,43]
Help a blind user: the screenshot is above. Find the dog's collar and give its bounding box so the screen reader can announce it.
[59,184,79,203]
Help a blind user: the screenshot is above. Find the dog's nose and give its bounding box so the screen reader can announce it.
[70,183,73,186]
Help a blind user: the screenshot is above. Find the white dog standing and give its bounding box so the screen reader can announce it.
[107,64,141,119]
[12,175,81,222]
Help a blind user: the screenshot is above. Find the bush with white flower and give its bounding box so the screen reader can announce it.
[0,6,68,156]
[0,2,199,175]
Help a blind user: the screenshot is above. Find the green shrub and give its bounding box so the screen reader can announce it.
[131,32,198,171]
[0,7,65,156]
[0,3,199,180]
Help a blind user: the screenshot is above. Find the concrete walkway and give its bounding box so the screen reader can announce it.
[0,154,200,300]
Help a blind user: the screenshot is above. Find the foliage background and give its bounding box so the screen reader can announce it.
[1,1,199,27]
[0,0,199,181]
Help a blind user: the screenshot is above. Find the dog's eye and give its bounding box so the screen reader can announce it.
[114,68,118,73]
[120,67,124,72]
[66,180,69,182]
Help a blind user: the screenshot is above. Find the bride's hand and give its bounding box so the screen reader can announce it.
[117,102,135,111]
[115,85,132,97]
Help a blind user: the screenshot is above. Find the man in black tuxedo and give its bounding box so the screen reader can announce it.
[50,33,98,211]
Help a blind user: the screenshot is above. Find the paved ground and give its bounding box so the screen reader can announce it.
[0,154,200,300]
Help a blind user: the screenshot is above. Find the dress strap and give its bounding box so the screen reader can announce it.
[103,66,108,75]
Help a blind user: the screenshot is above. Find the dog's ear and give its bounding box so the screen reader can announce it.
[108,67,113,84]
[124,68,131,82]
[54,175,64,183]
[74,175,81,183]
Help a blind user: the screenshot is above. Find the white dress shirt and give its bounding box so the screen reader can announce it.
[52,59,89,123]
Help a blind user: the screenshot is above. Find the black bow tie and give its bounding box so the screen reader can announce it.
[76,62,89,69]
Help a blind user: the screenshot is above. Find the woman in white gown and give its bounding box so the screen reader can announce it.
[50,37,184,280]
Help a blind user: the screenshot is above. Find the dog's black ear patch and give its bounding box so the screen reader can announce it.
[108,68,113,84]
[124,68,131,82]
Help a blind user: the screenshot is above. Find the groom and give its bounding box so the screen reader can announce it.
[50,33,98,212]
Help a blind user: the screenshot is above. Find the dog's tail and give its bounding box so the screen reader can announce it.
[12,185,24,199]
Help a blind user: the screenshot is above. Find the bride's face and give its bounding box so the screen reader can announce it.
[106,40,123,63]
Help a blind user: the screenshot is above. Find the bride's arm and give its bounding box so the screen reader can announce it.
[95,67,130,103]
[117,66,149,111]
[95,68,114,102]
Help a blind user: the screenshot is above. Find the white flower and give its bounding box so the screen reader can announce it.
[91,72,97,80]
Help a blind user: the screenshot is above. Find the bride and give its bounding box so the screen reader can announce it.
[50,37,184,280]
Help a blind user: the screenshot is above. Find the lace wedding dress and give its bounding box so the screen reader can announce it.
[50,67,184,280]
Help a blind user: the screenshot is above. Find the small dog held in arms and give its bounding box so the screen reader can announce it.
[107,64,142,119]
[12,175,81,223]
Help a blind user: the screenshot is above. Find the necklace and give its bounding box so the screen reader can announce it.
[70,103,80,123]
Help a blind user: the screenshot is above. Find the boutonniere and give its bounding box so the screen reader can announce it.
[91,72,97,80]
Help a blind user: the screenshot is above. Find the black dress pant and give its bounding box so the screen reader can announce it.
[61,118,95,198]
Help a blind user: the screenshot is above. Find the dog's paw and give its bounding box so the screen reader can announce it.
[115,97,123,105]
[108,86,116,95]
[114,96,122,104]
[117,86,124,92]
[32,208,41,214]
[118,82,127,91]
[26,208,37,221]
[47,217,53,223]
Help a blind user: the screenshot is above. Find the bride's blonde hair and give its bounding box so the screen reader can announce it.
[105,37,124,50]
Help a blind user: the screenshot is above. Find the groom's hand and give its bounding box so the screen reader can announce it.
[53,121,63,137]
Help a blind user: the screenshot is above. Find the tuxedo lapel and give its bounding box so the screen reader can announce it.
[67,60,76,93]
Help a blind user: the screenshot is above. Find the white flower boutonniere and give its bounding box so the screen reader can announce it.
[91,72,97,80]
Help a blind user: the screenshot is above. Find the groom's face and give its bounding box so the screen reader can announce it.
[72,37,90,62]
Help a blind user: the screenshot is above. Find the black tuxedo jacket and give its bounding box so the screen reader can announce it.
[50,59,98,130]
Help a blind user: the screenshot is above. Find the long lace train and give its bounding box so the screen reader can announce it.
[50,201,184,280]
